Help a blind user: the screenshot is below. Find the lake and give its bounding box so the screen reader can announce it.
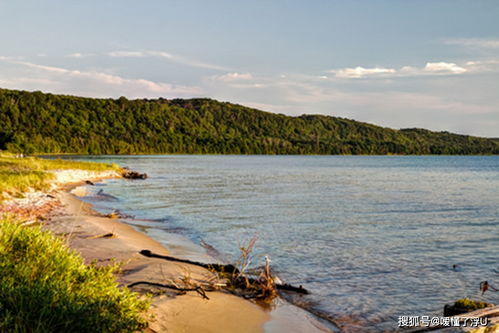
[63,155,499,332]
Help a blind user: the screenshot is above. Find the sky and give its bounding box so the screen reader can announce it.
[0,1,498,137]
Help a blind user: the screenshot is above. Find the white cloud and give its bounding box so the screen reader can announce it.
[0,77,55,86]
[445,38,499,49]
[213,72,253,82]
[0,55,25,61]
[207,72,266,89]
[334,66,396,78]
[330,61,472,79]
[466,59,499,66]
[107,50,174,58]
[107,49,228,71]
[67,52,96,58]
[236,101,291,112]
[229,83,265,89]
[15,61,69,74]
[107,51,150,58]
[423,62,466,74]
[0,59,202,98]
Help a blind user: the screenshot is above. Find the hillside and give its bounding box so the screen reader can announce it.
[0,88,498,155]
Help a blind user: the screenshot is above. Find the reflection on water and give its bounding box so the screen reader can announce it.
[67,155,499,332]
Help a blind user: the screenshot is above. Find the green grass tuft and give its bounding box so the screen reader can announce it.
[0,217,149,332]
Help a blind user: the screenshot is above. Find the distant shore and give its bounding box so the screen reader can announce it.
[2,87,499,156]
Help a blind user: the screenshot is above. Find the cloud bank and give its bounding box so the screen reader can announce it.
[0,59,202,98]
[106,50,229,71]
[329,61,472,78]
[445,38,499,49]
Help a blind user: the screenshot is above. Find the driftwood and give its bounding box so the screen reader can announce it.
[231,276,308,295]
[276,283,309,294]
[139,249,239,274]
[121,168,148,180]
[127,281,209,299]
[139,249,309,295]
[480,281,499,295]
[85,233,116,239]
[104,209,134,219]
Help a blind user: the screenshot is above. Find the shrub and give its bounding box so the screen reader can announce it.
[454,298,490,311]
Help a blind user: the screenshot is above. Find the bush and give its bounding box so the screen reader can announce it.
[0,217,149,332]
[454,298,490,311]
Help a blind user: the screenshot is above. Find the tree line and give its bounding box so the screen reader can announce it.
[0,88,498,155]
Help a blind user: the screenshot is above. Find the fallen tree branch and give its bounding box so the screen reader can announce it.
[127,281,209,299]
[480,281,499,295]
[276,283,309,294]
[85,233,115,239]
[139,249,239,274]
[139,249,309,295]
[229,276,309,295]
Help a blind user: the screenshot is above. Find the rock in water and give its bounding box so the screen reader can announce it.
[121,169,148,179]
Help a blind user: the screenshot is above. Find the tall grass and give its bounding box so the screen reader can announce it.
[0,217,149,332]
[0,153,119,200]
[0,166,54,199]
[0,152,119,172]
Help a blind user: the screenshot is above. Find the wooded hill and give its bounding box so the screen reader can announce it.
[1,88,498,155]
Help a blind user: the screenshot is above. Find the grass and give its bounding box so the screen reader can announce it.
[0,216,149,333]
[454,298,490,311]
[0,152,119,200]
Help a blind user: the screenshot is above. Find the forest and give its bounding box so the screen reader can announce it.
[1,88,498,155]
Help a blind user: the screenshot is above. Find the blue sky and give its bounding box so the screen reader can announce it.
[1,1,498,136]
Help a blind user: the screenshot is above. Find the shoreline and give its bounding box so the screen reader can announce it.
[2,165,498,332]
[2,169,334,332]
[67,180,337,332]
[51,190,271,333]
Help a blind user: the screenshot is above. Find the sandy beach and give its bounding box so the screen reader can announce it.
[50,191,272,333]
[0,169,334,333]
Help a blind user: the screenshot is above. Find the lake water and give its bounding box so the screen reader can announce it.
[64,155,499,332]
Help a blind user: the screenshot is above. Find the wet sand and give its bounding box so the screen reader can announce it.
[47,191,270,333]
